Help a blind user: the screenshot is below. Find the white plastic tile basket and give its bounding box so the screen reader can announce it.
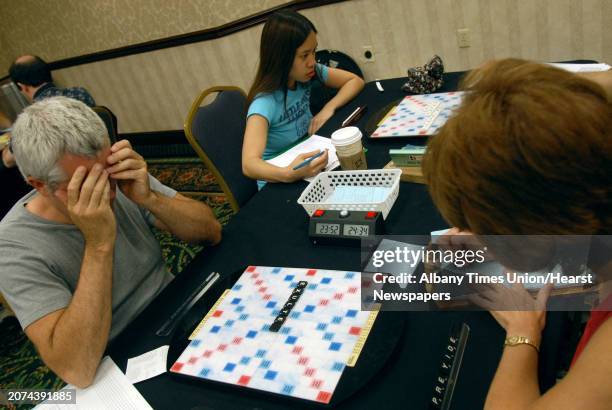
[297,169,402,219]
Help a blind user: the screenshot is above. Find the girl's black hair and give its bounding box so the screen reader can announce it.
[247,10,318,107]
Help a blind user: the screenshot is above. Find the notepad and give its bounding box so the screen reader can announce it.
[266,135,340,181]
[36,356,153,409]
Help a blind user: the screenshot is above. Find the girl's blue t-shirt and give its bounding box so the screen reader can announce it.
[247,63,329,161]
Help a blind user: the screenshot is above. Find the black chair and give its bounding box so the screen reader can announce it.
[184,86,257,214]
[93,106,118,143]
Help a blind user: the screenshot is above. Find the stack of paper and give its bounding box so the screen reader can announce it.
[37,356,153,409]
[266,135,339,181]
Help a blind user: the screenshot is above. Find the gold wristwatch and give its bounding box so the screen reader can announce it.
[504,336,539,353]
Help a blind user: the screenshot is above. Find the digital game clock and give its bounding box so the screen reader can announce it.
[308,209,385,246]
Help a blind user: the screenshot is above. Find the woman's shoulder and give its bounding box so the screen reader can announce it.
[248,90,284,119]
[251,90,283,104]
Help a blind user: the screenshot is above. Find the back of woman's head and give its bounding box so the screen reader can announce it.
[422,58,612,234]
[247,10,317,104]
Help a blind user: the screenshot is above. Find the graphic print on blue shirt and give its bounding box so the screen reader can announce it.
[277,88,312,139]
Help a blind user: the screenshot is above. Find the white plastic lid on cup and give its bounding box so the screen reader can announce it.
[331,126,362,147]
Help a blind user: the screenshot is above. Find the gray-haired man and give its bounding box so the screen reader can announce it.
[0,97,222,387]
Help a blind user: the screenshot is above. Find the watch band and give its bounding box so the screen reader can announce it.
[504,335,539,353]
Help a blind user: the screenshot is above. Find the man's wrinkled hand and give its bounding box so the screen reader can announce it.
[106,139,151,206]
[65,164,116,251]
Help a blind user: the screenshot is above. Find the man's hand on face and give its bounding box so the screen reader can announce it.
[64,164,116,251]
[106,140,152,206]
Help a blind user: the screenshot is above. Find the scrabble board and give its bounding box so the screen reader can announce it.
[370,92,464,138]
[170,266,378,404]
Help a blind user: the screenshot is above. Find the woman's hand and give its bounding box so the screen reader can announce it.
[471,283,552,343]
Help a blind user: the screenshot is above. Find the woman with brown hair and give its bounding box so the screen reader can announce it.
[422,59,612,409]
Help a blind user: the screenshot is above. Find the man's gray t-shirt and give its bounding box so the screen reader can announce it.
[0,175,176,340]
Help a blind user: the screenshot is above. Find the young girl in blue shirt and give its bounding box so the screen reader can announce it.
[242,10,364,186]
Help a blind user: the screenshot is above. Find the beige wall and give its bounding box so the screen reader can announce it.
[0,0,287,70]
[4,0,612,133]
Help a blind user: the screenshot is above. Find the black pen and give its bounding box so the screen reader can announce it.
[341,105,367,127]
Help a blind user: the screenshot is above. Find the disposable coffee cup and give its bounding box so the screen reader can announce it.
[331,126,367,170]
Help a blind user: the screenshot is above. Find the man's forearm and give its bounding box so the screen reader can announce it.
[46,246,114,387]
[144,191,222,244]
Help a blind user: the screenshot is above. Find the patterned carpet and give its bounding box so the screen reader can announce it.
[0,158,232,409]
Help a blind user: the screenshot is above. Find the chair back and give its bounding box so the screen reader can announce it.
[93,106,118,143]
[184,86,256,213]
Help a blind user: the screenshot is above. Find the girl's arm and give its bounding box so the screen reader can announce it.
[242,114,328,183]
[309,67,365,134]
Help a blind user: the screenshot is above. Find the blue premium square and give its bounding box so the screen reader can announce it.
[264,370,278,380]
[332,362,344,371]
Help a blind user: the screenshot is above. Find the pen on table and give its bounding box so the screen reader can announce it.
[293,150,325,170]
[341,105,367,127]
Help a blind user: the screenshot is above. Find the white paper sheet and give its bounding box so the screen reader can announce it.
[547,62,611,72]
[125,345,169,384]
[37,356,152,410]
[266,135,340,181]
